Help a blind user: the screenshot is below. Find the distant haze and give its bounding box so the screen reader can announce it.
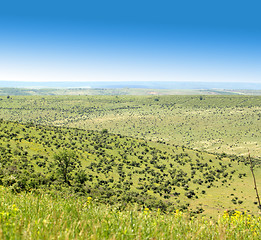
[1,81,261,90]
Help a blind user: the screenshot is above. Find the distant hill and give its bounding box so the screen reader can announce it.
[0,87,261,96]
[0,95,260,156]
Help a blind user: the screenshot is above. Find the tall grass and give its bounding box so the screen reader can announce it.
[0,186,260,239]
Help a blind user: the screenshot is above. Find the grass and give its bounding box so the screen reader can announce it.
[0,94,261,238]
[0,119,260,217]
[0,95,260,156]
[0,186,260,240]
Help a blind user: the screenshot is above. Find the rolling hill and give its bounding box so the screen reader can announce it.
[1,119,260,217]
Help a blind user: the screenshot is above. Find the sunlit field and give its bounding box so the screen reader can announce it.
[0,95,260,156]
[0,187,260,240]
[0,95,260,239]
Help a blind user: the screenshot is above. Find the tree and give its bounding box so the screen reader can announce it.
[75,169,87,185]
[53,150,78,185]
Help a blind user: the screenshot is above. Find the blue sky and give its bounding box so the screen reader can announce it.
[0,0,261,82]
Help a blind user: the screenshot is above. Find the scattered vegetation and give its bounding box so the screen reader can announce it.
[0,119,260,217]
[0,94,260,238]
[0,95,260,156]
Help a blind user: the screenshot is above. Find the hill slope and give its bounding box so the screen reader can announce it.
[0,120,259,217]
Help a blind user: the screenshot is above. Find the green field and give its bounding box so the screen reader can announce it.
[0,94,260,238]
[0,95,260,156]
[0,119,260,217]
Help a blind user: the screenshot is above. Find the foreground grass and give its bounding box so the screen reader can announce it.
[0,187,260,240]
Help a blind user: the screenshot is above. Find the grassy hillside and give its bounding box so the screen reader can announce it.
[0,95,260,156]
[0,120,260,217]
